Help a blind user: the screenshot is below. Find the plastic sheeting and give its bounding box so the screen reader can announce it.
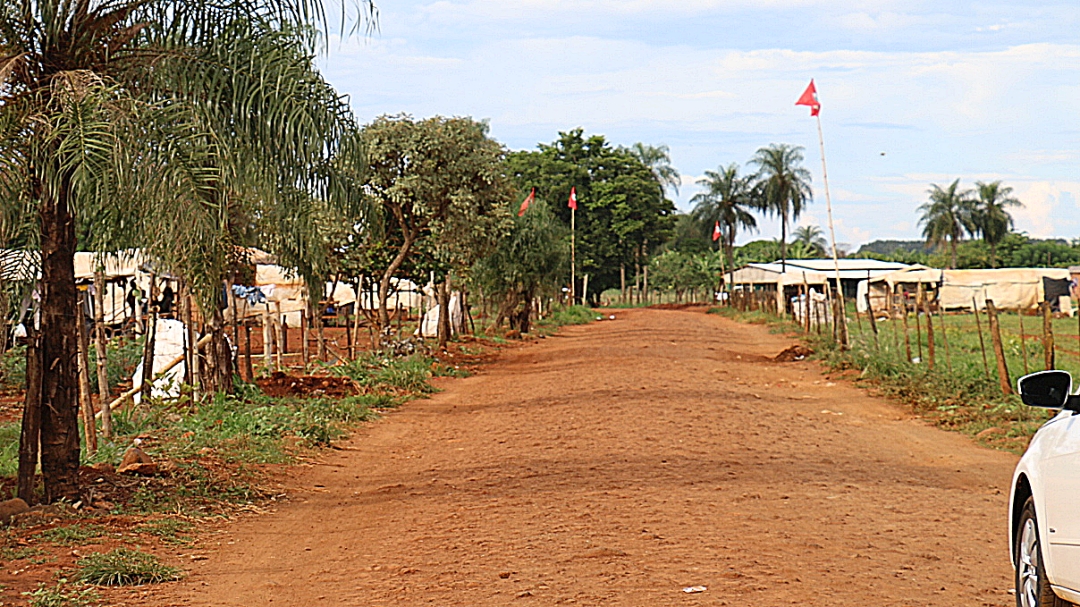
[418,293,463,338]
[131,318,187,404]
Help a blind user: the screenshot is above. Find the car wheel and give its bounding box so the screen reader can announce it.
[1016,497,1073,607]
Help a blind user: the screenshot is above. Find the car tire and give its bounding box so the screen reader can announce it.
[1016,497,1074,607]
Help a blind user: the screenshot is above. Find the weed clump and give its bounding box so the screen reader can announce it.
[24,579,99,607]
[77,548,182,585]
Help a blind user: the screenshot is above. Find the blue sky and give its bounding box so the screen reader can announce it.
[318,1,1080,250]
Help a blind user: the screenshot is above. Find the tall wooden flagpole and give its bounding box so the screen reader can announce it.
[816,113,848,347]
[569,187,578,305]
[797,79,848,347]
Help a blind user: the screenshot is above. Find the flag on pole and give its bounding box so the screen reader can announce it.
[568,187,578,210]
[712,221,722,242]
[518,188,535,217]
[795,79,821,116]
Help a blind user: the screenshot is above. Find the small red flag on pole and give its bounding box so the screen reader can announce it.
[518,188,535,217]
[795,79,821,116]
[712,221,722,242]
[568,187,578,210]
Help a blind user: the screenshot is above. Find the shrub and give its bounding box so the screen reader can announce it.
[77,549,182,585]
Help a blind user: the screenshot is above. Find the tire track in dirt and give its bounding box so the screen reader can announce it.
[124,308,1017,606]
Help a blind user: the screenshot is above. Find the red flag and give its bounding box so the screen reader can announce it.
[518,188,535,217]
[568,187,578,211]
[795,79,820,116]
[712,221,722,242]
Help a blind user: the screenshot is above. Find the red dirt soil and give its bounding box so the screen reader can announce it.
[114,308,1017,606]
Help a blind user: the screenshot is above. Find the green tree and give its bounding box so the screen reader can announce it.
[0,0,372,502]
[972,181,1023,268]
[507,130,674,301]
[792,225,827,256]
[691,163,758,276]
[360,115,513,345]
[473,198,568,333]
[749,144,812,271]
[625,143,681,196]
[918,179,976,269]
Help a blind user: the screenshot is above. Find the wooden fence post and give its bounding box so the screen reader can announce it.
[262,308,273,370]
[914,284,924,362]
[865,292,879,349]
[1042,301,1055,370]
[243,321,253,381]
[1018,309,1030,374]
[937,304,951,373]
[76,291,97,453]
[973,297,990,379]
[922,294,935,370]
[987,300,1013,395]
[901,296,912,363]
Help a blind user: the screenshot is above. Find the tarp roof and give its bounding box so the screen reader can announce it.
[777,258,911,280]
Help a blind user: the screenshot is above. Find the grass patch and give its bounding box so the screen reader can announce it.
[329,353,437,394]
[1,545,46,562]
[135,518,193,545]
[546,305,597,326]
[77,549,182,586]
[36,524,106,546]
[23,580,100,607]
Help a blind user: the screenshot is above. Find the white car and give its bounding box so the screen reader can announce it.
[1011,370,1080,607]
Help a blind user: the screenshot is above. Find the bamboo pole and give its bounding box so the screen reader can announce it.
[97,334,213,419]
[301,309,309,367]
[1042,301,1055,370]
[262,307,273,370]
[1018,309,1030,374]
[139,274,158,403]
[986,300,1013,395]
[973,297,990,379]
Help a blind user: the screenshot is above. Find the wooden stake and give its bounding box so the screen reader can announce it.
[937,303,951,373]
[973,297,990,379]
[1042,301,1055,370]
[301,309,309,367]
[914,284,923,362]
[140,274,158,403]
[76,291,97,453]
[1018,309,1029,374]
[243,322,253,381]
[865,292,879,349]
[922,294,935,370]
[901,294,912,363]
[987,300,1013,394]
[92,271,112,438]
[262,308,273,370]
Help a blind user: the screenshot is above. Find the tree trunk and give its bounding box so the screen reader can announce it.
[950,236,958,269]
[92,271,112,438]
[437,276,452,350]
[989,242,998,269]
[378,235,414,336]
[780,206,788,272]
[18,327,42,503]
[36,186,81,503]
[203,304,233,394]
[140,275,158,403]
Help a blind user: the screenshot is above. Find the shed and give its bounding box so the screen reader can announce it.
[867,267,1071,312]
[725,263,829,312]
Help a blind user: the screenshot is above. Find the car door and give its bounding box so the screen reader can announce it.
[1041,412,1080,591]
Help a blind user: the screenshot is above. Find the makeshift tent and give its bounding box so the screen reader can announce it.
[865,267,1071,312]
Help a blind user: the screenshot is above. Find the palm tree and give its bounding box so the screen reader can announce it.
[918,179,976,269]
[749,144,813,271]
[627,143,681,196]
[972,181,1023,268]
[792,225,827,256]
[690,163,758,278]
[0,0,373,503]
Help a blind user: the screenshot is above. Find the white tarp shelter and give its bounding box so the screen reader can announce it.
[725,262,829,311]
[866,266,1071,312]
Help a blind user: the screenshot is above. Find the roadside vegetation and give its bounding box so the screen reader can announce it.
[711,304,1080,453]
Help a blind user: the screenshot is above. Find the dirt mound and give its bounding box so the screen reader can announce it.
[772,344,814,362]
[257,372,356,398]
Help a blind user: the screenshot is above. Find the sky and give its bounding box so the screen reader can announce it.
[317,0,1080,250]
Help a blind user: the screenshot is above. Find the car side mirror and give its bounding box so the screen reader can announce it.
[1018,370,1080,411]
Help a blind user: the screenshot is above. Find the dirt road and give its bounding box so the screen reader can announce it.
[131,308,1017,606]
